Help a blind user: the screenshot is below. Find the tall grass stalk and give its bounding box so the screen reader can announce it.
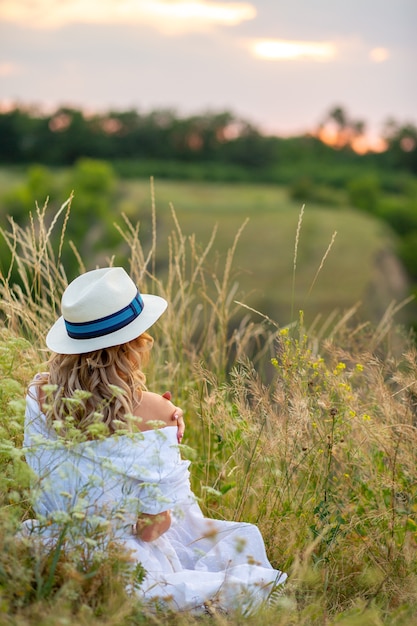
[1,197,417,625]
[291,203,304,323]
[306,229,337,299]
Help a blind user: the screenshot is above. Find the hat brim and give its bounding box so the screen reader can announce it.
[46,294,167,354]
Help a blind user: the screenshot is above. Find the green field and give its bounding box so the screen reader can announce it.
[117,178,409,326]
[0,171,412,329]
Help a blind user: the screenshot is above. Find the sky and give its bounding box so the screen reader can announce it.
[1,0,416,147]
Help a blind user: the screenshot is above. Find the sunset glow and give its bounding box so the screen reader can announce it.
[316,127,387,154]
[0,62,20,77]
[0,0,256,31]
[369,47,390,63]
[251,39,337,61]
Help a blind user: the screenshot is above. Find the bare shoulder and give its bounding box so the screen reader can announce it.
[134,391,176,430]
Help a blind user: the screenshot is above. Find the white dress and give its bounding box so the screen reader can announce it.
[23,381,286,614]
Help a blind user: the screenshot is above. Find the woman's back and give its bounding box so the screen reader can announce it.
[24,380,193,527]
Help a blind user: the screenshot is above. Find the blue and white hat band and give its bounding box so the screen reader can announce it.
[64,291,144,340]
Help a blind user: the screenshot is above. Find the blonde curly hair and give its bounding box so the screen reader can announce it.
[35,333,153,436]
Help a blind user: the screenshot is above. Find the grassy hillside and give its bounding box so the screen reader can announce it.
[118,179,410,325]
[1,168,412,328]
[1,207,417,625]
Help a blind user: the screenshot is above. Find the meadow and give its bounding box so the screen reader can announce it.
[118,178,409,325]
[1,167,412,328]
[1,198,417,625]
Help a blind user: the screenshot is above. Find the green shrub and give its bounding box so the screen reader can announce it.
[347,174,381,213]
[398,231,417,279]
[348,176,380,213]
[1,165,56,222]
[378,195,417,236]
[289,176,344,206]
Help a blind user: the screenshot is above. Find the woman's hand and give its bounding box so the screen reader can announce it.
[135,510,172,542]
[162,391,185,443]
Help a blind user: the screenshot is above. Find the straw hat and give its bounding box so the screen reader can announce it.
[46,267,167,354]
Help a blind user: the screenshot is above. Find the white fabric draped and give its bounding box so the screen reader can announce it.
[23,382,286,613]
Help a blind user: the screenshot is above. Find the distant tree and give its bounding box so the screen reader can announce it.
[317,105,366,150]
[0,108,40,163]
[46,108,95,163]
[382,119,417,174]
[222,122,280,168]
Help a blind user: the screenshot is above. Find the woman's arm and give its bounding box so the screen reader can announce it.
[138,391,185,442]
[134,510,171,542]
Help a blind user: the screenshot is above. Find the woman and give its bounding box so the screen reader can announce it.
[24,267,286,613]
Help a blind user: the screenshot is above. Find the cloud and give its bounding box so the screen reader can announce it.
[369,47,390,63]
[247,37,392,66]
[0,0,256,33]
[0,61,21,76]
[248,39,337,62]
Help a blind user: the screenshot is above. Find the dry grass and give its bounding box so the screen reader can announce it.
[1,198,417,625]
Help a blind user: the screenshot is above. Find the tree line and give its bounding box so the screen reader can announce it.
[0,105,416,177]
